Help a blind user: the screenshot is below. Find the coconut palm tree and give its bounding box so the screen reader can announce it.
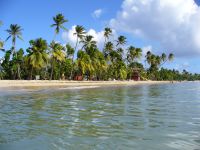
[161,53,167,62]
[51,13,68,40]
[104,27,112,44]
[116,35,126,47]
[49,41,66,80]
[81,35,97,51]
[160,53,174,67]
[6,24,23,56]
[74,25,86,51]
[66,44,75,59]
[168,53,174,61]
[69,25,86,79]
[26,38,48,79]
[127,46,142,64]
[76,50,94,79]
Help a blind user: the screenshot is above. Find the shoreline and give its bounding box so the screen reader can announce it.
[0,80,176,89]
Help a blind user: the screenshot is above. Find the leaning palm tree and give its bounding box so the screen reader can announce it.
[168,53,174,61]
[49,41,66,80]
[69,25,86,79]
[160,53,174,67]
[116,35,126,47]
[26,38,48,80]
[127,46,142,63]
[6,24,23,56]
[51,13,68,40]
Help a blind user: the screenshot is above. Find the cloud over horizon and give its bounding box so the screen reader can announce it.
[110,0,200,57]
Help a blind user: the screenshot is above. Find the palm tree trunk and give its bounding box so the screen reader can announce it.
[70,37,78,80]
[50,60,54,80]
[58,62,61,80]
[17,64,21,80]
[30,66,33,80]
[53,33,57,41]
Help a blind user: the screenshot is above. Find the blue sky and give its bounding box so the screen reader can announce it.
[1,0,200,73]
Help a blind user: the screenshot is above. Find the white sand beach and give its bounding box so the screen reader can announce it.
[0,80,173,89]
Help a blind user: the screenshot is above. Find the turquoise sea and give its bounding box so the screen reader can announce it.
[0,82,200,150]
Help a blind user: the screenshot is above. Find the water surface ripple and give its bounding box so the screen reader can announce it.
[0,82,200,149]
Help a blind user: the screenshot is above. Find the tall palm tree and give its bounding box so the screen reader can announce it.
[104,42,114,52]
[66,44,75,59]
[104,27,112,44]
[161,53,167,62]
[168,53,174,61]
[160,53,174,67]
[76,50,94,79]
[6,24,23,56]
[70,25,86,79]
[116,35,126,47]
[26,38,48,79]
[51,13,68,40]
[49,41,66,80]
[74,25,86,51]
[103,41,114,61]
[81,35,97,50]
[127,46,142,63]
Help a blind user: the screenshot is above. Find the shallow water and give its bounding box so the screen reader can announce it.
[0,82,200,150]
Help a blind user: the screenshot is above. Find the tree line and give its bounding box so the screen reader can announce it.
[0,14,199,81]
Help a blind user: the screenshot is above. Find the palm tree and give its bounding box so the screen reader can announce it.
[76,50,94,79]
[49,41,66,80]
[104,27,112,44]
[127,46,142,64]
[51,13,68,40]
[160,53,174,67]
[161,53,167,62]
[69,25,86,79]
[81,35,97,50]
[74,25,86,51]
[26,38,48,79]
[116,35,126,47]
[66,44,75,59]
[6,24,23,56]
[168,53,174,61]
[103,41,114,62]
[104,42,114,52]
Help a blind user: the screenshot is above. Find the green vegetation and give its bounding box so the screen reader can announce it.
[0,15,199,81]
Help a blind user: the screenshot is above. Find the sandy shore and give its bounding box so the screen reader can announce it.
[0,80,172,89]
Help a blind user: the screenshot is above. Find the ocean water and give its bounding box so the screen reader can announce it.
[0,82,200,150]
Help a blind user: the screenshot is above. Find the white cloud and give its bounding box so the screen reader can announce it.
[62,25,77,46]
[110,0,200,57]
[92,9,103,18]
[62,25,118,51]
